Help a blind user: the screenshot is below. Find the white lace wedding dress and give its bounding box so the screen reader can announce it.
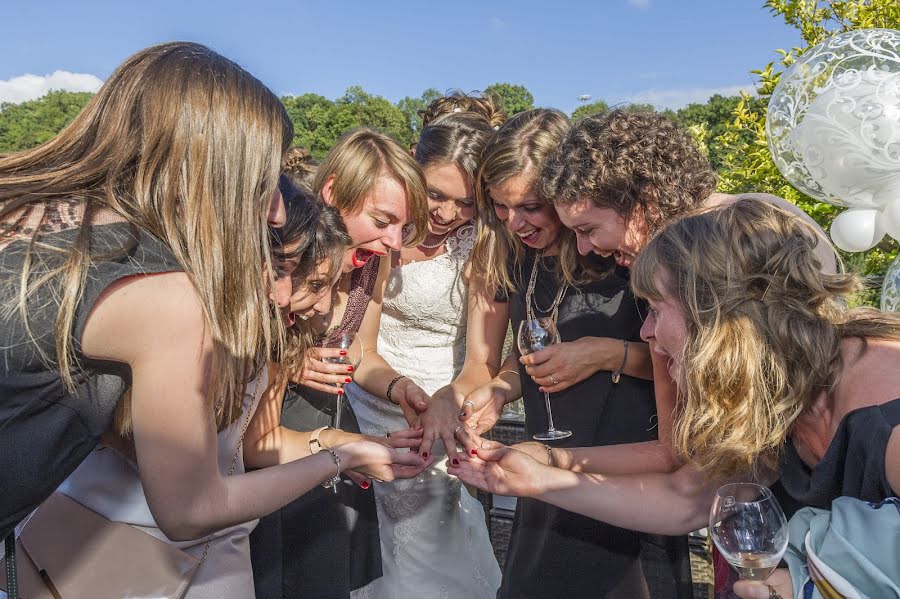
[344,223,501,599]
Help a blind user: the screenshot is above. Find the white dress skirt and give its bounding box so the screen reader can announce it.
[345,224,501,599]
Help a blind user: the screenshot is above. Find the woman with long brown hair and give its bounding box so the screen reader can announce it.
[0,42,424,550]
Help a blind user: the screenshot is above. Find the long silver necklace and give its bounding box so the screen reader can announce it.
[525,251,568,324]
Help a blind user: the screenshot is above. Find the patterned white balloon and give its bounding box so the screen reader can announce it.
[768,29,900,210]
[881,254,900,312]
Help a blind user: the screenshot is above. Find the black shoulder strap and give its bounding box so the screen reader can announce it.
[881,397,900,427]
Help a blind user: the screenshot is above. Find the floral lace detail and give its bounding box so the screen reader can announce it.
[343,219,500,597]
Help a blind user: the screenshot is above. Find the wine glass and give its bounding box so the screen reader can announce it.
[321,332,358,430]
[517,318,571,441]
[709,483,789,582]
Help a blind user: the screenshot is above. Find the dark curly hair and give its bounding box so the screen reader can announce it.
[540,109,718,232]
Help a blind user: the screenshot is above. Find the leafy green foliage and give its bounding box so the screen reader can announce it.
[716,0,900,304]
[0,90,93,153]
[572,99,611,121]
[484,82,535,116]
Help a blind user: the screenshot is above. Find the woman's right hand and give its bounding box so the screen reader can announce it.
[289,347,355,394]
[446,442,548,498]
[453,380,510,456]
[390,377,431,428]
[336,440,433,483]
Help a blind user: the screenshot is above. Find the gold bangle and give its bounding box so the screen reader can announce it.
[309,426,332,455]
[496,369,519,381]
[611,340,629,384]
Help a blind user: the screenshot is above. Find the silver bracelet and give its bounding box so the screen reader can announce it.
[321,448,342,488]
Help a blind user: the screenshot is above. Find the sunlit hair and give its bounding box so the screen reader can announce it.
[282,146,319,193]
[312,127,428,246]
[542,109,717,234]
[415,110,501,186]
[271,177,350,384]
[0,42,292,429]
[471,108,606,294]
[632,199,900,480]
[419,91,507,129]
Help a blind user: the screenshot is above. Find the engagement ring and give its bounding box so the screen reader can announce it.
[462,400,475,409]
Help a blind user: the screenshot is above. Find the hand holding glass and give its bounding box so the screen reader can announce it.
[517,318,571,441]
[321,332,358,430]
[709,483,789,582]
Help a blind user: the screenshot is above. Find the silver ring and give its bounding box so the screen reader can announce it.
[454,425,463,434]
[462,400,475,409]
[551,376,559,385]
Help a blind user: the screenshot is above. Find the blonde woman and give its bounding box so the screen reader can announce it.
[250,128,432,599]
[459,108,665,599]
[343,104,506,598]
[0,42,424,549]
[450,200,900,599]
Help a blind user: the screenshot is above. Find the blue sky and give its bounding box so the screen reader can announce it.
[1,1,802,112]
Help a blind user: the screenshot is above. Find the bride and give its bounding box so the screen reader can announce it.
[344,95,505,598]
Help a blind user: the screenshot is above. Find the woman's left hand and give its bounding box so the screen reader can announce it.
[733,569,793,599]
[520,337,618,393]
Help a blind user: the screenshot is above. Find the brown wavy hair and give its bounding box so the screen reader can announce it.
[419,91,507,129]
[632,199,900,480]
[0,42,292,429]
[541,109,717,233]
[282,147,318,192]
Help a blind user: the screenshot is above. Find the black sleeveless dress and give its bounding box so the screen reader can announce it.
[498,251,688,599]
[250,257,382,598]
[0,223,182,539]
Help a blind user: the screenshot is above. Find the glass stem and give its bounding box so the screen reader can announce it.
[543,392,557,431]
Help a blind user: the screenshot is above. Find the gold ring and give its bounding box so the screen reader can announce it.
[767,585,782,599]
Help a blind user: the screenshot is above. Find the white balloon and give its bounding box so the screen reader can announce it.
[882,254,900,312]
[882,198,900,242]
[768,29,900,210]
[829,208,886,252]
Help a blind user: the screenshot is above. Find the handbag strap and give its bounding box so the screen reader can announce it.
[195,373,266,565]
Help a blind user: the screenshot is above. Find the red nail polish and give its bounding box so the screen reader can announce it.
[339,350,347,356]
[361,481,370,489]
[451,458,459,466]
[345,378,352,383]
[421,452,429,459]
[337,389,344,395]
[347,366,354,372]
[470,449,477,456]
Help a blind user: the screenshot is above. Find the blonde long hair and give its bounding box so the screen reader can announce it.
[632,199,900,479]
[0,42,292,429]
[312,128,428,246]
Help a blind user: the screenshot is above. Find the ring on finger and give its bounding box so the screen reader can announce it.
[462,400,475,409]
[454,425,463,434]
[550,375,559,385]
[766,585,782,599]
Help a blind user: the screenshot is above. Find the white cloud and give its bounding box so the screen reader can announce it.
[0,71,103,104]
[489,17,506,31]
[625,84,755,109]
[627,0,650,8]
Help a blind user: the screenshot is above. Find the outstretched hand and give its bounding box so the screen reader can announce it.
[416,385,466,461]
[339,440,433,485]
[446,441,547,498]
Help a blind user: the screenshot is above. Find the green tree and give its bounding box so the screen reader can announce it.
[717,0,900,304]
[397,87,442,143]
[671,94,749,170]
[484,82,534,116]
[571,99,610,121]
[0,90,93,153]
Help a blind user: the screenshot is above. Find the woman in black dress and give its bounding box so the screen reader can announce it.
[459,109,680,598]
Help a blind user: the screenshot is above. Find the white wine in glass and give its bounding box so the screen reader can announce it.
[517,318,571,441]
[709,482,789,582]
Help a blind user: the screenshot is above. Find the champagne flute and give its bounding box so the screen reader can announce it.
[517,318,571,441]
[709,482,789,582]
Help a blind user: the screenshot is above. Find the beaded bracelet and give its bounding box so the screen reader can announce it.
[386,374,406,404]
[321,449,342,489]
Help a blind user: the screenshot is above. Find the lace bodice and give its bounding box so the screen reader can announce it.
[377,223,475,395]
